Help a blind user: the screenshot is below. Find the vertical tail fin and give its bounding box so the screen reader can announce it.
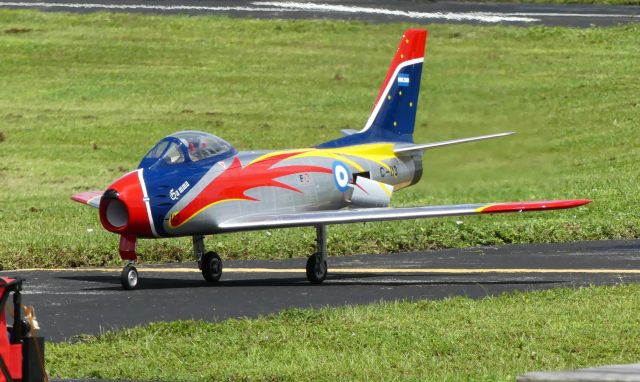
[319,29,427,148]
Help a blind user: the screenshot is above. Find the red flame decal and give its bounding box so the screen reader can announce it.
[170,152,332,228]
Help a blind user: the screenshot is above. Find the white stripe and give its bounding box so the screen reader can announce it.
[1,2,635,21]
[360,57,423,134]
[505,12,640,18]
[0,1,539,22]
[137,169,158,237]
[254,2,540,23]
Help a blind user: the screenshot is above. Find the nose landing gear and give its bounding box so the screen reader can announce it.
[119,235,140,290]
[120,263,139,290]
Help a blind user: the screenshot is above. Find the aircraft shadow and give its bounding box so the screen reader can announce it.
[57,273,564,291]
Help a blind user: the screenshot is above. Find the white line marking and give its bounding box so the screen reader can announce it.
[0,1,540,23]
[505,12,640,18]
[22,291,117,295]
[254,1,540,23]
[1,2,636,21]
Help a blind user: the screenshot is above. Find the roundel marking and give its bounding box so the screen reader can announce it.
[332,161,351,193]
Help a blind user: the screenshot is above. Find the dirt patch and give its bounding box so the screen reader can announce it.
[4,28,32,34]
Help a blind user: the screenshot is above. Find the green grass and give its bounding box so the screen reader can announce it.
[46,284,640,381]
[1,11,639,269]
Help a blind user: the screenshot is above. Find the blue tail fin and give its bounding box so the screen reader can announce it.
[319,29,427,148]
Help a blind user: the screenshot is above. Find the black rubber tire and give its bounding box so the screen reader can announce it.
[201,251,222,282]
[306,255,327,284]
[121,264,139,290]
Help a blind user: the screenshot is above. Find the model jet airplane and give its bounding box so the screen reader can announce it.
[72,29,590,290]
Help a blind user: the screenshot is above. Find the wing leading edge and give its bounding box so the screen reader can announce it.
[394,132,515,155]
[218,199,591,233]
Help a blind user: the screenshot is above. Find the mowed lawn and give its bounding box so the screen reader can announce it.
[1,11,639,269]
[46,284,640,381]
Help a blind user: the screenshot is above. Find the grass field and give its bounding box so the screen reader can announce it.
[1,11,639,269]
[45,284,640,381]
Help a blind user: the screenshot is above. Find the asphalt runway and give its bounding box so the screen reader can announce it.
[1,0,639,27]
[2,239,639,342]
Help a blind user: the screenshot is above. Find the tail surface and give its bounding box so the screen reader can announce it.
[319,29,427,148]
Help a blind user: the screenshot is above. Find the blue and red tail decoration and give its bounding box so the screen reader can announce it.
[319,29,427,148]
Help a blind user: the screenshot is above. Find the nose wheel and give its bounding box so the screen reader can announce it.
[120,263,139,290]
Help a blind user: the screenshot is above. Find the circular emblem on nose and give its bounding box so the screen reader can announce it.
[332,161,351,192]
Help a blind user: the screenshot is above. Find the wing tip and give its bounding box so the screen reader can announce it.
[479,199,592,214]
[71,191,103,207]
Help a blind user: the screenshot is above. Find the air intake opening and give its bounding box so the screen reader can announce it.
[106,199,128,228]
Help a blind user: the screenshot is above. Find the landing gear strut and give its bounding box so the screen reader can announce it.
[306,225,328,284]
[193,235,223,283]
[119,235,140,290]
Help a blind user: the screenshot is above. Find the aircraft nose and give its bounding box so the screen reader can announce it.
[99,170,153,237]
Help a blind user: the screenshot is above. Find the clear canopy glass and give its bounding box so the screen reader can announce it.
[140,131,235,169]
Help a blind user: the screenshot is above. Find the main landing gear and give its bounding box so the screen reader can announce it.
[117,225,329,290]
[192,226,329,286]
[193,235,222,283]
[306,225,328,284]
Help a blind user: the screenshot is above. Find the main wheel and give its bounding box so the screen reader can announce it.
[121,264,139,290]
[201,251,222,282]
[306,255,327,284]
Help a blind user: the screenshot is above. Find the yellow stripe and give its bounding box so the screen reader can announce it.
[291,151,365,172]
[247,149,314,166]
[3,268,639,274]
[475,205,494,213]
[168,198,245,229]
[378,182,393,197]
[247,144,397,174]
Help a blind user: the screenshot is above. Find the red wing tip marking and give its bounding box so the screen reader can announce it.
[479,199,592,213]
[71,191,103,205]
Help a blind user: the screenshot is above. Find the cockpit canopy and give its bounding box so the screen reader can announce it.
[139,131,236,169]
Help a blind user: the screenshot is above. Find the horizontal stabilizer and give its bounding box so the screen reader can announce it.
[395,132,514,155]
[218,199,591,233]
[341,129,359,136]
[71,191,102,208]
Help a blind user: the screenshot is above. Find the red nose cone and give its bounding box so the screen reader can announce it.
[99,170,153,237]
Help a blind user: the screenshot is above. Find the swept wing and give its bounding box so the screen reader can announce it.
[218,199,591,233]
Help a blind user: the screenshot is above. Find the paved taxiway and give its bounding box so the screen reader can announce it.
[3,239,639,342]
[1,0,639,27]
